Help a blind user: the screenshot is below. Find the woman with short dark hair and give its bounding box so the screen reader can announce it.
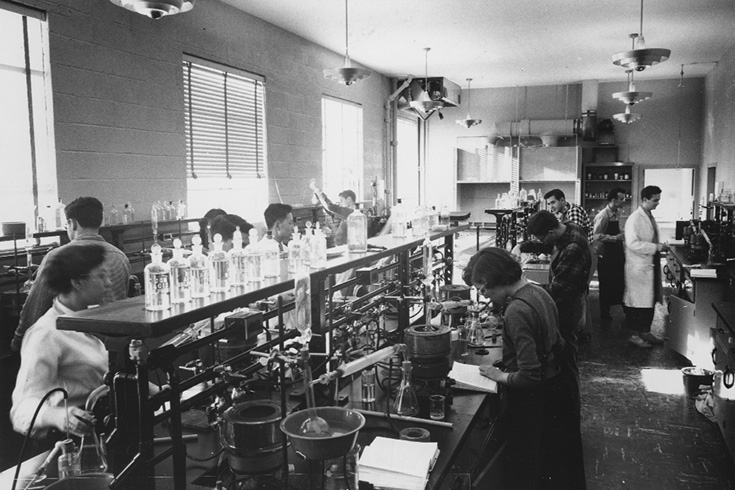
[11,244,110,440]
[465,247,586,490]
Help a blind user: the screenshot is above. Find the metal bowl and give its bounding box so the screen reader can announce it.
[45,473,114,489]
[280,407,365,460]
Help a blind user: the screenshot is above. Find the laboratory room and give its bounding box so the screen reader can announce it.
[2,0,735,489]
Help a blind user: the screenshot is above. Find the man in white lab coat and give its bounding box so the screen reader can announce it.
[623,185,669,348]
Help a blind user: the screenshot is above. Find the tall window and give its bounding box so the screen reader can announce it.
[183,55,267,224]
[321,97,363,199]
[0,3,56,224]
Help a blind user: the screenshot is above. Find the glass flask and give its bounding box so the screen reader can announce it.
[144,243,171,311]
[78,431,108,474]
[209,233,230,292]
[229,226,247,287]
[288,227,303,273]
[346,207,368,253]
[393,361,419,417]
[467,305,485,348]
[168,238,191,304]
[261,230,281,278]
[245,228,263,282]
[188,235,210,298]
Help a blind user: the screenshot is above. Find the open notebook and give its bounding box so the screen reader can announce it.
[448,362,498,393]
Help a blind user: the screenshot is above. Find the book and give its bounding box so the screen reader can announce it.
[448,362,498,393]
[359,436,440,490]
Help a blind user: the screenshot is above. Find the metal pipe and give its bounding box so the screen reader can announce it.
[311,343,407,385]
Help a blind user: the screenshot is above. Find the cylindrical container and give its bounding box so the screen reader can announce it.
[429,394,445,420]
[220,400,286,474]
[361,370,376,403]
[347,208,368,253]
[323,444,360,490]
[399,427,430,442]
[682,367,714,398]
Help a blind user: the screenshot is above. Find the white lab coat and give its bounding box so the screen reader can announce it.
[623,206,661,308]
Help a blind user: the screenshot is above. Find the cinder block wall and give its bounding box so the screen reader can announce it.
[19,0,389,216]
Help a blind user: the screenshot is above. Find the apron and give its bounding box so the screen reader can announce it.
[597,219,624,306]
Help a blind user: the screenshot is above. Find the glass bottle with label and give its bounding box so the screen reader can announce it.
[209,233,230,293]
[229,226,247,287]
[145,243,171,311]
[346,207,368,253]
[188,235,210,298]
[261,230,281,278]
[245,228,263,283]
[393,361,419,417]
[288,226,303,273]
[168,238,190,304]
[392,198,408,238]
[310,224,327,269]
[300,222,313,269]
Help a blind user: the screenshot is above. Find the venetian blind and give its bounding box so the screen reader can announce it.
[183,56,265,179]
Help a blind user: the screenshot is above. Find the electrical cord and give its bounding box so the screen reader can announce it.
[12,387,69,490]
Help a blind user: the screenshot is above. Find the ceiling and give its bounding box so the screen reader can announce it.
[219,0,735,89]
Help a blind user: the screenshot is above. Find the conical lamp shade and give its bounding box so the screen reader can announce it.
[456,78,482,128]
[109,0,195,19]
[613,106,641,124]
[324,0,371,86]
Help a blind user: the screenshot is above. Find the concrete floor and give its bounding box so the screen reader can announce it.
[579,291,735,490]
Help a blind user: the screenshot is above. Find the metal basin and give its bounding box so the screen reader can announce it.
[280,407,365,460]
[45,473,113,490]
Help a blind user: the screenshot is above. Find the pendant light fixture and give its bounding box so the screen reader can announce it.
[612,0,670,71]
[456,78,482,128]
[109,0,195,19]
[612,69,652,105]
[613,105,641,125]
[409,48,443,118]
[323,0,371,86]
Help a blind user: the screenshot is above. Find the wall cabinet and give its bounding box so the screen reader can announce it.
[581,146,635,219]
[455,145,579,224]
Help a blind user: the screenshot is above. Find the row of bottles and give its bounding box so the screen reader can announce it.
[151,200,187,222]
[494,188,542,210]
[103,200,187,226]
[585,170,631,181]
[34,199,66,232]
[391,199,450,239]
[584,191,632,200]
[287,222,328,272]
[104,203,135,226]
[144,228,279,311]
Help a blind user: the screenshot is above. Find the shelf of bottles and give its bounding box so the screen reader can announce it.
[707,201,735,260]
[582,162,634,217]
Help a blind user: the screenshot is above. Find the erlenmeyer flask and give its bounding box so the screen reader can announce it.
[393,361,419,417]
[78,431,108,474]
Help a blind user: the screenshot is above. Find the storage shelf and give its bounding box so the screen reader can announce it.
[586,179,632,183]
[457,181,512,184]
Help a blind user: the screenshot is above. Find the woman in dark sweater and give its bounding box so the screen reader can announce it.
[465,247,586,490]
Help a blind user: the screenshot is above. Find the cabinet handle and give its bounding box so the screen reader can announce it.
[725,368,735,390]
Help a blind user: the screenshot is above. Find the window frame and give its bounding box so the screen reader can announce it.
[321,95,364,201]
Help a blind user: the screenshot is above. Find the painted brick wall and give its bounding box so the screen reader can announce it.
[19,0,389,218]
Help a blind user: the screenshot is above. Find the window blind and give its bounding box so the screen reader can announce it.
[183,57,265,179]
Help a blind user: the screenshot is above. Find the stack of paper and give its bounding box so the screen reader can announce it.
[690,268,717,278]
[448,362,498,393]
[359,437,439,490]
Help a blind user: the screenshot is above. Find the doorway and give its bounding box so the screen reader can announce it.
[642,167,695,224]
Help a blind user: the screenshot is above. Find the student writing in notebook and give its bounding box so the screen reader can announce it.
[463,247,586,490]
